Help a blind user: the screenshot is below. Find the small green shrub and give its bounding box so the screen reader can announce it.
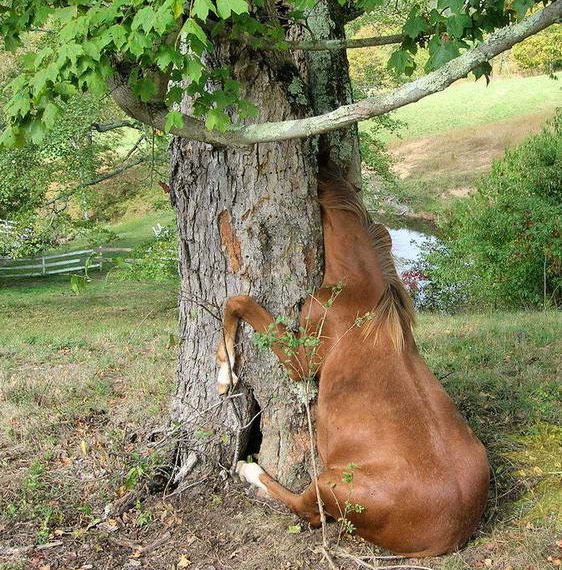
[512,27,562,73]
[112,223,178,282]
[419,111,562,310]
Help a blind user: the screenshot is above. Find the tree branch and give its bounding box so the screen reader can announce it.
[280,33,404,51]
[109,0,562,147]
[44,156,149,207]
[91,120,143,132]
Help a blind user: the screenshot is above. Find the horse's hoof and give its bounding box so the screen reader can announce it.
[236,461,267,491]
[217,364,238,394]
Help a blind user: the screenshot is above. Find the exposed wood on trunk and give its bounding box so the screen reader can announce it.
[218,211,242,273]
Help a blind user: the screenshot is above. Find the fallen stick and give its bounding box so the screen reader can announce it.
[332,548,437,570]
[108,531,172,554]
[0,540,64,557]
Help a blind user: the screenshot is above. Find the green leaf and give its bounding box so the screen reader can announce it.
[30,66,59,96]
[54,81,77,97]
[446,14,471,39]
[387,49,415,76]
[80,70,107,96]
[186,58,204,83]
[472,61,492,83]
[42,102,60,129]
[205,108,229,132]
[109,25,128,50]
[154,4,176,34]
[155,45,178,70]
[127,32,152,57]
[228,0,249,15]
[287,525,302,534]
[173,0,185,18]
[403,16,429,39]
[54,6,77,24]
[4,29,21,50]
[30,119,47,145]
[164,110,185,133]
[181,18,208,45]
[166,85,184,105]
[192,0,216,20]
[0,127,17,148]
[437,0,464,15]
[5,92,32,118]
[135,77,157,102]
[132,6,156,33]
[237,99,258,119]
[216,0,249,18]
[83,39,102,61]
[58,43,83,67]
[427,39,460,70]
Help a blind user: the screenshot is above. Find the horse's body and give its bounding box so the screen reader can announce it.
[217,171,489,557]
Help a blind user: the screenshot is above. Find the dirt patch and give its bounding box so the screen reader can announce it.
[2,479,561,570]
[390,110,554,189]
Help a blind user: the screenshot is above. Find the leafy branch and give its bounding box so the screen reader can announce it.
[105,0,562,146]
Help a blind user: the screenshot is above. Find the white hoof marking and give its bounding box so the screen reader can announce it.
[236,461,267,492]
[217,363,238,394]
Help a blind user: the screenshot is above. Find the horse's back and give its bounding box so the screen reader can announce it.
[315,335,489,555]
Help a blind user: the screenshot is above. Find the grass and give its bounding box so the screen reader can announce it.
[375,73,561,142]
[0,275,560,569]
[37,205,175,261]
[0,277,178,433]
[416,310,562,570]
[0,277,178,548]
[107,209,175,249]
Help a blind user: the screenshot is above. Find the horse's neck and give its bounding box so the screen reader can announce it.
[322,209,385,294]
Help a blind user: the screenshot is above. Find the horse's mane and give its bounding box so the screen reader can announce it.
[318,166,416,351]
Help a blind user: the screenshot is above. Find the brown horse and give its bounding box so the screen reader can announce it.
[216,169,490,557]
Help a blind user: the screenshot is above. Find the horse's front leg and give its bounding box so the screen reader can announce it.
[216,295,308,394]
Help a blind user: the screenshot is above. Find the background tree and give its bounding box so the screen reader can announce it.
[0,40,169,256]
[512,24,562,72]
[1,0,560,491]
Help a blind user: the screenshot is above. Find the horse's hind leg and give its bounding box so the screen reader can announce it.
[217,295,308,393]
[236,461,322,526]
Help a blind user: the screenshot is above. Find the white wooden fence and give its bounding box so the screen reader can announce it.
[0,247,132,279]
[0,219,17,235]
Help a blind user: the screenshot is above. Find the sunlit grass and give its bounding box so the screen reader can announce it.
[367,73,562,142]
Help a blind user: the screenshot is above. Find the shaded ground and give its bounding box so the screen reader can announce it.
[390,111,552,182]
[1,278,561,570]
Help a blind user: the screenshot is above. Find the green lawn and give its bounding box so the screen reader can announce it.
[362,73,561,222]
[368,73,561,142]
[107,209,176,249]
[38,210,176,258]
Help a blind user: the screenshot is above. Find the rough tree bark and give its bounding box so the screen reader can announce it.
[168,0,359,490]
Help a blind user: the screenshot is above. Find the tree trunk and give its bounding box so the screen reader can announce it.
[169,1,359,490]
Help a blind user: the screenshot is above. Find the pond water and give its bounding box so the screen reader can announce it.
[388,227,436,272]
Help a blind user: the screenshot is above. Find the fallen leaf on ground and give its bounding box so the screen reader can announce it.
[177,554,192,568]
